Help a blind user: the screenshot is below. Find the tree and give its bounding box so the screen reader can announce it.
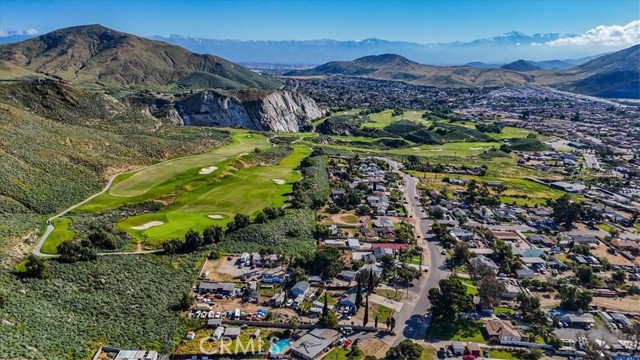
[559,285,592,311]
[363,296,369,327]
[549,194,583,229]
[310,247,344,280]
[431,207,444,220]
[519,348,543,360]
[611,269,627,284]
[491,239,514,264]
[179,291,193,310]
[356,280,363,309]
[57,240,97,263]
[183,229,203,251]
[516,292,541,313]
[428,277,473,319]
[203,225,224,245]
[322,292,329,317]
[318,310,339,328]
[575,265,598,287]
[452,242,471,266]
[477,274,506,308]
[233,213,251,229]
[385,340,423,360]
[24,254,51,279]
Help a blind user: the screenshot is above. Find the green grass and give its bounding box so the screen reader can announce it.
[40,217,75,254]
[118,145,311,245]
[636,223,640,232]
[69,132,311,246]
[402,255,421,266]
[421,347,438,360]
[361,109,427,129]
[489,349,518,360]
[598,223,614,233]
[374,288,403,301]
[108,133,268,198]
[372,304,393,323]
[494,307,515,316]
[459,278,478,295]
[490,126,535,140]
[427,318,487,343]
[325,346,362,360]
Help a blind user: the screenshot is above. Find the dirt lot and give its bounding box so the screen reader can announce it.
[359,338,389,358]
[201,257,288,282]
[537,291,640,313]
[591,244,637,267]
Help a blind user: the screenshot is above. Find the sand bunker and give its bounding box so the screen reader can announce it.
[412,147,420,151]
[429,149,443,152]
[272,179,285,185]
[199,166,218,175]
[132,221,164,230]
[469,147,484,150]
[208,215,224,219]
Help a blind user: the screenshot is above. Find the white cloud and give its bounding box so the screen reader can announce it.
[0,28,39,37]
[545,20,640,46]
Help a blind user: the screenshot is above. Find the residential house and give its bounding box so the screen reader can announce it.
[570,235,599,246]
[373,247,394,260]
[614,239,640,254]
[290,281,311,298]
[483,319,523,344]
[469,256,499,272]
[450,227,474,242]
[251,252,280,267]
[339,293,358,311]
[515,266,535,279]
[527,234,555,247]
[290,328,341,360]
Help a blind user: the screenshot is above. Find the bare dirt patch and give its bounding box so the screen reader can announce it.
[359,338,389,358]
[592,295,640,312]
[1,232,37,269]
[591,244,636,266]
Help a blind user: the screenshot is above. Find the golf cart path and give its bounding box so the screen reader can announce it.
[33,169,163,257]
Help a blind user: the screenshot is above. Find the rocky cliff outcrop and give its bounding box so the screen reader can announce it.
[175,89,325,132]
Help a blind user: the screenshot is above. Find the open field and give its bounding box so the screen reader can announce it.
[40,217,74,254]
[42,133,311,249]
[109,133,268,198]
[427,318,487,343]
[362,109,427,129]
[118,145,311,245]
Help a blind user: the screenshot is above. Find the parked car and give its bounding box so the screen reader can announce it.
[342,340,353,348]
[341,327,353,335]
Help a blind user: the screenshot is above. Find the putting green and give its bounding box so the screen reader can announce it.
[109,133,267,197]
[118,144,311,244]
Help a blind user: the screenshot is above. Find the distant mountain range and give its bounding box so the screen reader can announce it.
[0,28,620,66]
[0,25,282,90]
[144,32,593,65]
[286,45,640,98]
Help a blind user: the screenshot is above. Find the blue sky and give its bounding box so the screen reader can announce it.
[1,0,638,42]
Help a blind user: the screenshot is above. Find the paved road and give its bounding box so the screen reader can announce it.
[380,158,448,345]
